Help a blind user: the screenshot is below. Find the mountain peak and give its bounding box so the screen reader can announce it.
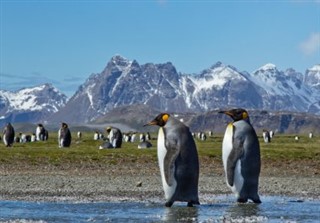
[258,63,277,71]
[209,61,224,69]
[308,64,320,72]
[110,55,132,66]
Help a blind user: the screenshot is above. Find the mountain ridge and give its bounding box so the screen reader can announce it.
[0,83,67,125]
[50,55,319,124]
[1,55,320,128]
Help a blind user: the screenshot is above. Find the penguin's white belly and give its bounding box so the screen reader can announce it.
[157,128,177,200]
[222,123,244,197]
[222,123,233,173]
[3,137,8,146]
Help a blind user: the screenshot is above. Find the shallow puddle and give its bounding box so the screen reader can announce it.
[0,195,319,222]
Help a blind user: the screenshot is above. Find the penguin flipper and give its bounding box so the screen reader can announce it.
[226,133,244,186]
[164,137,180,186]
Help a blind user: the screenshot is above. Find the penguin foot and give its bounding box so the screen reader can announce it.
[187,201,200,207]
[253,198,262,204]
[237,198,248,203]
[165,201,173,207]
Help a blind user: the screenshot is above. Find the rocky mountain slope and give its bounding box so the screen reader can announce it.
[50,55,320,124]
[89,104,320,134]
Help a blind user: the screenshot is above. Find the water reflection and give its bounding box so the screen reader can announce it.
[0,196,319,222]
[226,202,261,218]
[162,206,199,222]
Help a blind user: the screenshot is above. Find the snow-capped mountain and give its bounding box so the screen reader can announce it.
[49,55,320,124]
[248,64,319,112]
[184,62,263,111]
[0,83,67,125]
[304,65,320,90]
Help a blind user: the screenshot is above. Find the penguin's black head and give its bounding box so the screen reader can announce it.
[61,122,68,128]
[144,113,170,127]
[219,108,249,122]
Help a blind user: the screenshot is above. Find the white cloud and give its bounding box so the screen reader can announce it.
[157,0,167,6]
[299,32,320,56]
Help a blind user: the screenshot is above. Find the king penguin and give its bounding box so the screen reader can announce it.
[3,123,15,147]
[219,108,261,203]
[58,122,71,148]
[145,113,200,207]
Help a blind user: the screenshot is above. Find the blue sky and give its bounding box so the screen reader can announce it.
[1,0,319,97]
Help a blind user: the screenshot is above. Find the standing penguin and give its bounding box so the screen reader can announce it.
[36,124,48,141]
[145,113,200,207]
[3,123,15,147]
[106,126,122,148]
[219,108,261,203]
[58,122,71,148]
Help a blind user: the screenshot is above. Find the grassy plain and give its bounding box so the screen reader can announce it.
[0,132,319,177]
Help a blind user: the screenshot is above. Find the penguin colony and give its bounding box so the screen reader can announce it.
[2,108,315,207]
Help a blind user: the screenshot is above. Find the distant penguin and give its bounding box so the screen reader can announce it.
[99,141,113,149]
[31,133,36,142]
[58,122,71,148]
[269,130,274,138]
[145,113,200,207]
[94,131,100,140]
[106,126,122,148]
[44,129,49,141]
[19,133,27,143]
[77,131,82,139]
[139,133,145,142]
[262,129,271,143]
[200,132,207,141]
[36,124,46,141]
[131,133,136,142]
[25,135,31,142]
[219,108,261,203]
[146,132,151,141]
[14,136,20,143]
[137,141,152,149]
[3,123,15,147]
[295,136,299,142]
[309,132,313,139]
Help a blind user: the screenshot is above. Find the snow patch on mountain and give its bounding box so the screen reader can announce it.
[0,84,68,125]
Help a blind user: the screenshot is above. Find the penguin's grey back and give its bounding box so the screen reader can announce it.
[164,117,199,202]
[3,123,15,146]
[233,120,260,196]
[60,127,71,147]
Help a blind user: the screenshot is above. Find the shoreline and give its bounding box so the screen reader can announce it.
[1,172,319,203]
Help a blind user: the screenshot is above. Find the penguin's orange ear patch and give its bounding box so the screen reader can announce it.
[162,114,169,122]
[242,111,248,120]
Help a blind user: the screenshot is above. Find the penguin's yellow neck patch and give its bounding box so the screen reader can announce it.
[162,114,169,122]
[227,123,234,129]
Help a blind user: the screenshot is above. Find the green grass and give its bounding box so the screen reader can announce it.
[0,132,319,168]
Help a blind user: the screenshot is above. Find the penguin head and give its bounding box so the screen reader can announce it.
[61,122,68,128]
[219,108,249,122]
[144,113,170,127]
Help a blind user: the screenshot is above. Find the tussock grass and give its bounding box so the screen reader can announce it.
[0,132,319,174]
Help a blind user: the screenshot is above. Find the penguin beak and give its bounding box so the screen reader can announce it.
[219,110,233,118]
[143,120,158,127]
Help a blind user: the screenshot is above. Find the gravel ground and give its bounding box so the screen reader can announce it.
[0,170,319,202]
